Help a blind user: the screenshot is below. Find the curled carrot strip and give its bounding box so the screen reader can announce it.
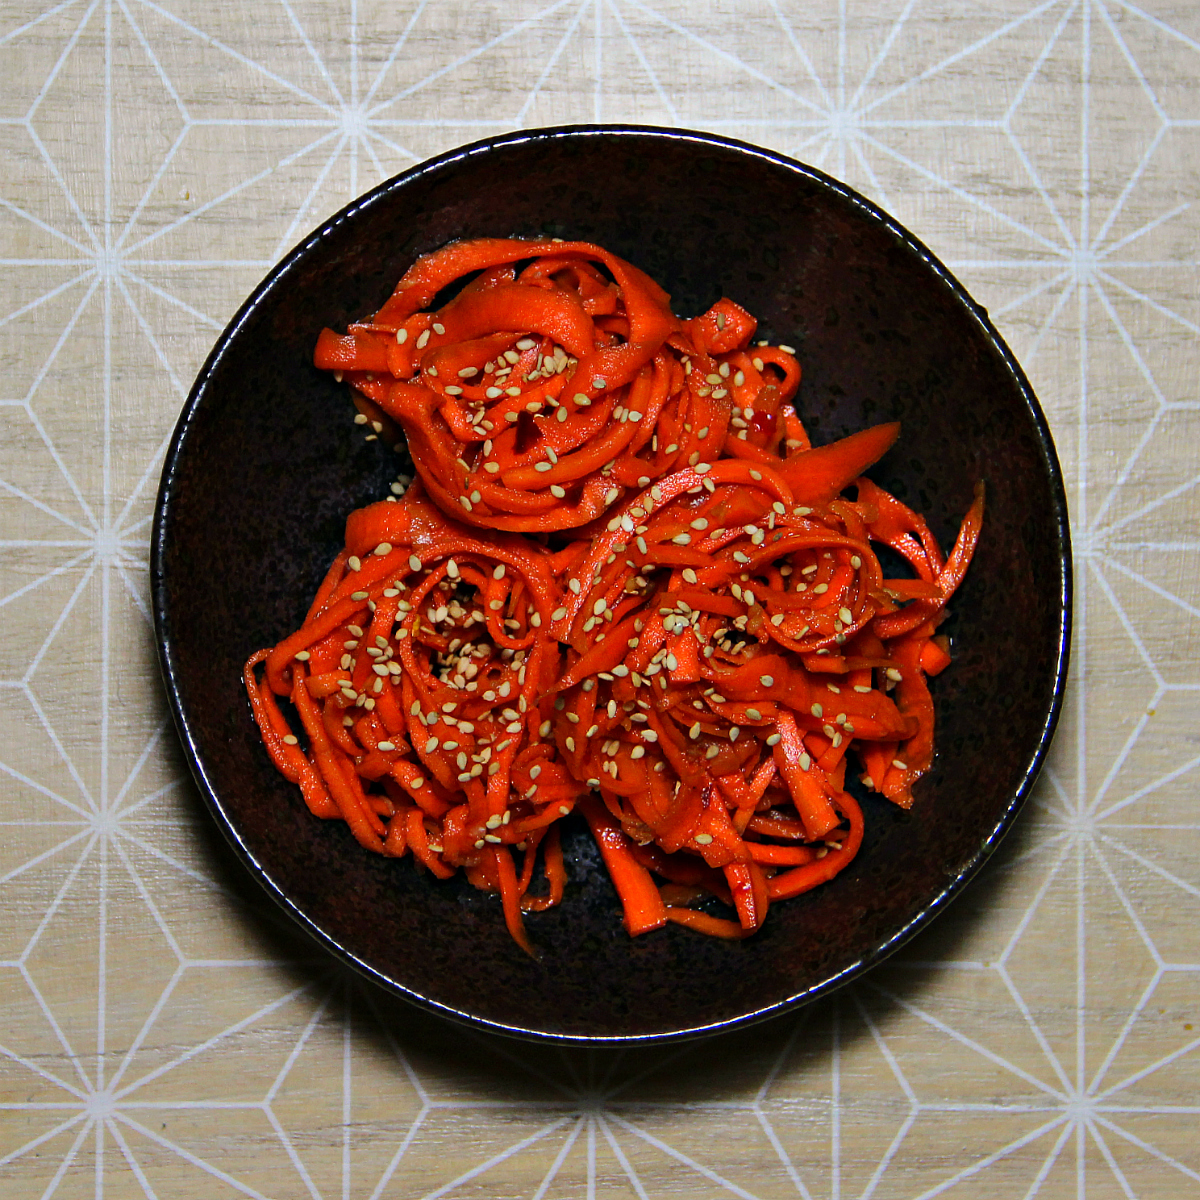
[247,237,983,950]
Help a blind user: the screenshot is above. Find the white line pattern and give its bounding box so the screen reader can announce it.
[1,0,1198,1195]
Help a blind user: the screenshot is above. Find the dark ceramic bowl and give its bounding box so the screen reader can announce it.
[152,126,1070,1044]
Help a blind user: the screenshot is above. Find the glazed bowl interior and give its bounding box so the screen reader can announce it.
[153,126,1069,1043]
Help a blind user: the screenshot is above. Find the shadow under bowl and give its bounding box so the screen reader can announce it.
[152,125,1070,1044]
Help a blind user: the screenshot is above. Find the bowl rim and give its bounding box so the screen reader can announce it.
[151,122,1073,1045]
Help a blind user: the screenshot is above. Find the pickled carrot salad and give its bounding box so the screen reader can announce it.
[244,237,984,950]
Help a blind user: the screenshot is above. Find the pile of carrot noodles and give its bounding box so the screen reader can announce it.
[246,237,983,949]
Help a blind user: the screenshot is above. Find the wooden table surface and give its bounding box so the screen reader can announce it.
[2,2,1198,1196]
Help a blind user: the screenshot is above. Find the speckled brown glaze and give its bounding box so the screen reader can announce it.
[152,126,1070,1044]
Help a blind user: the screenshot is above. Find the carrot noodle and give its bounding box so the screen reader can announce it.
[246,238,984,951]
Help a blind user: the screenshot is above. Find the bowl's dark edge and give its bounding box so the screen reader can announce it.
[151,123,1073,1046]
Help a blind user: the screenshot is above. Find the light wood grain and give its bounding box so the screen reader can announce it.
[1,1,1198,1195]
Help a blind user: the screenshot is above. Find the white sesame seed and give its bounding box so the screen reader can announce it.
[811,703,824,718]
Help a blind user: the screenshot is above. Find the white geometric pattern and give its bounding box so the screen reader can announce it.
[1,1,1198,1195]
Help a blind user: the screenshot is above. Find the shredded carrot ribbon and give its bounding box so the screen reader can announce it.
[247,237,984,950]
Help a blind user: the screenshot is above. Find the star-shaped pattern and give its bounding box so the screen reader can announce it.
[1,1,1198,1195]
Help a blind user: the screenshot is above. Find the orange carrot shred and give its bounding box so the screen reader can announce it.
[245,237,983,949]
